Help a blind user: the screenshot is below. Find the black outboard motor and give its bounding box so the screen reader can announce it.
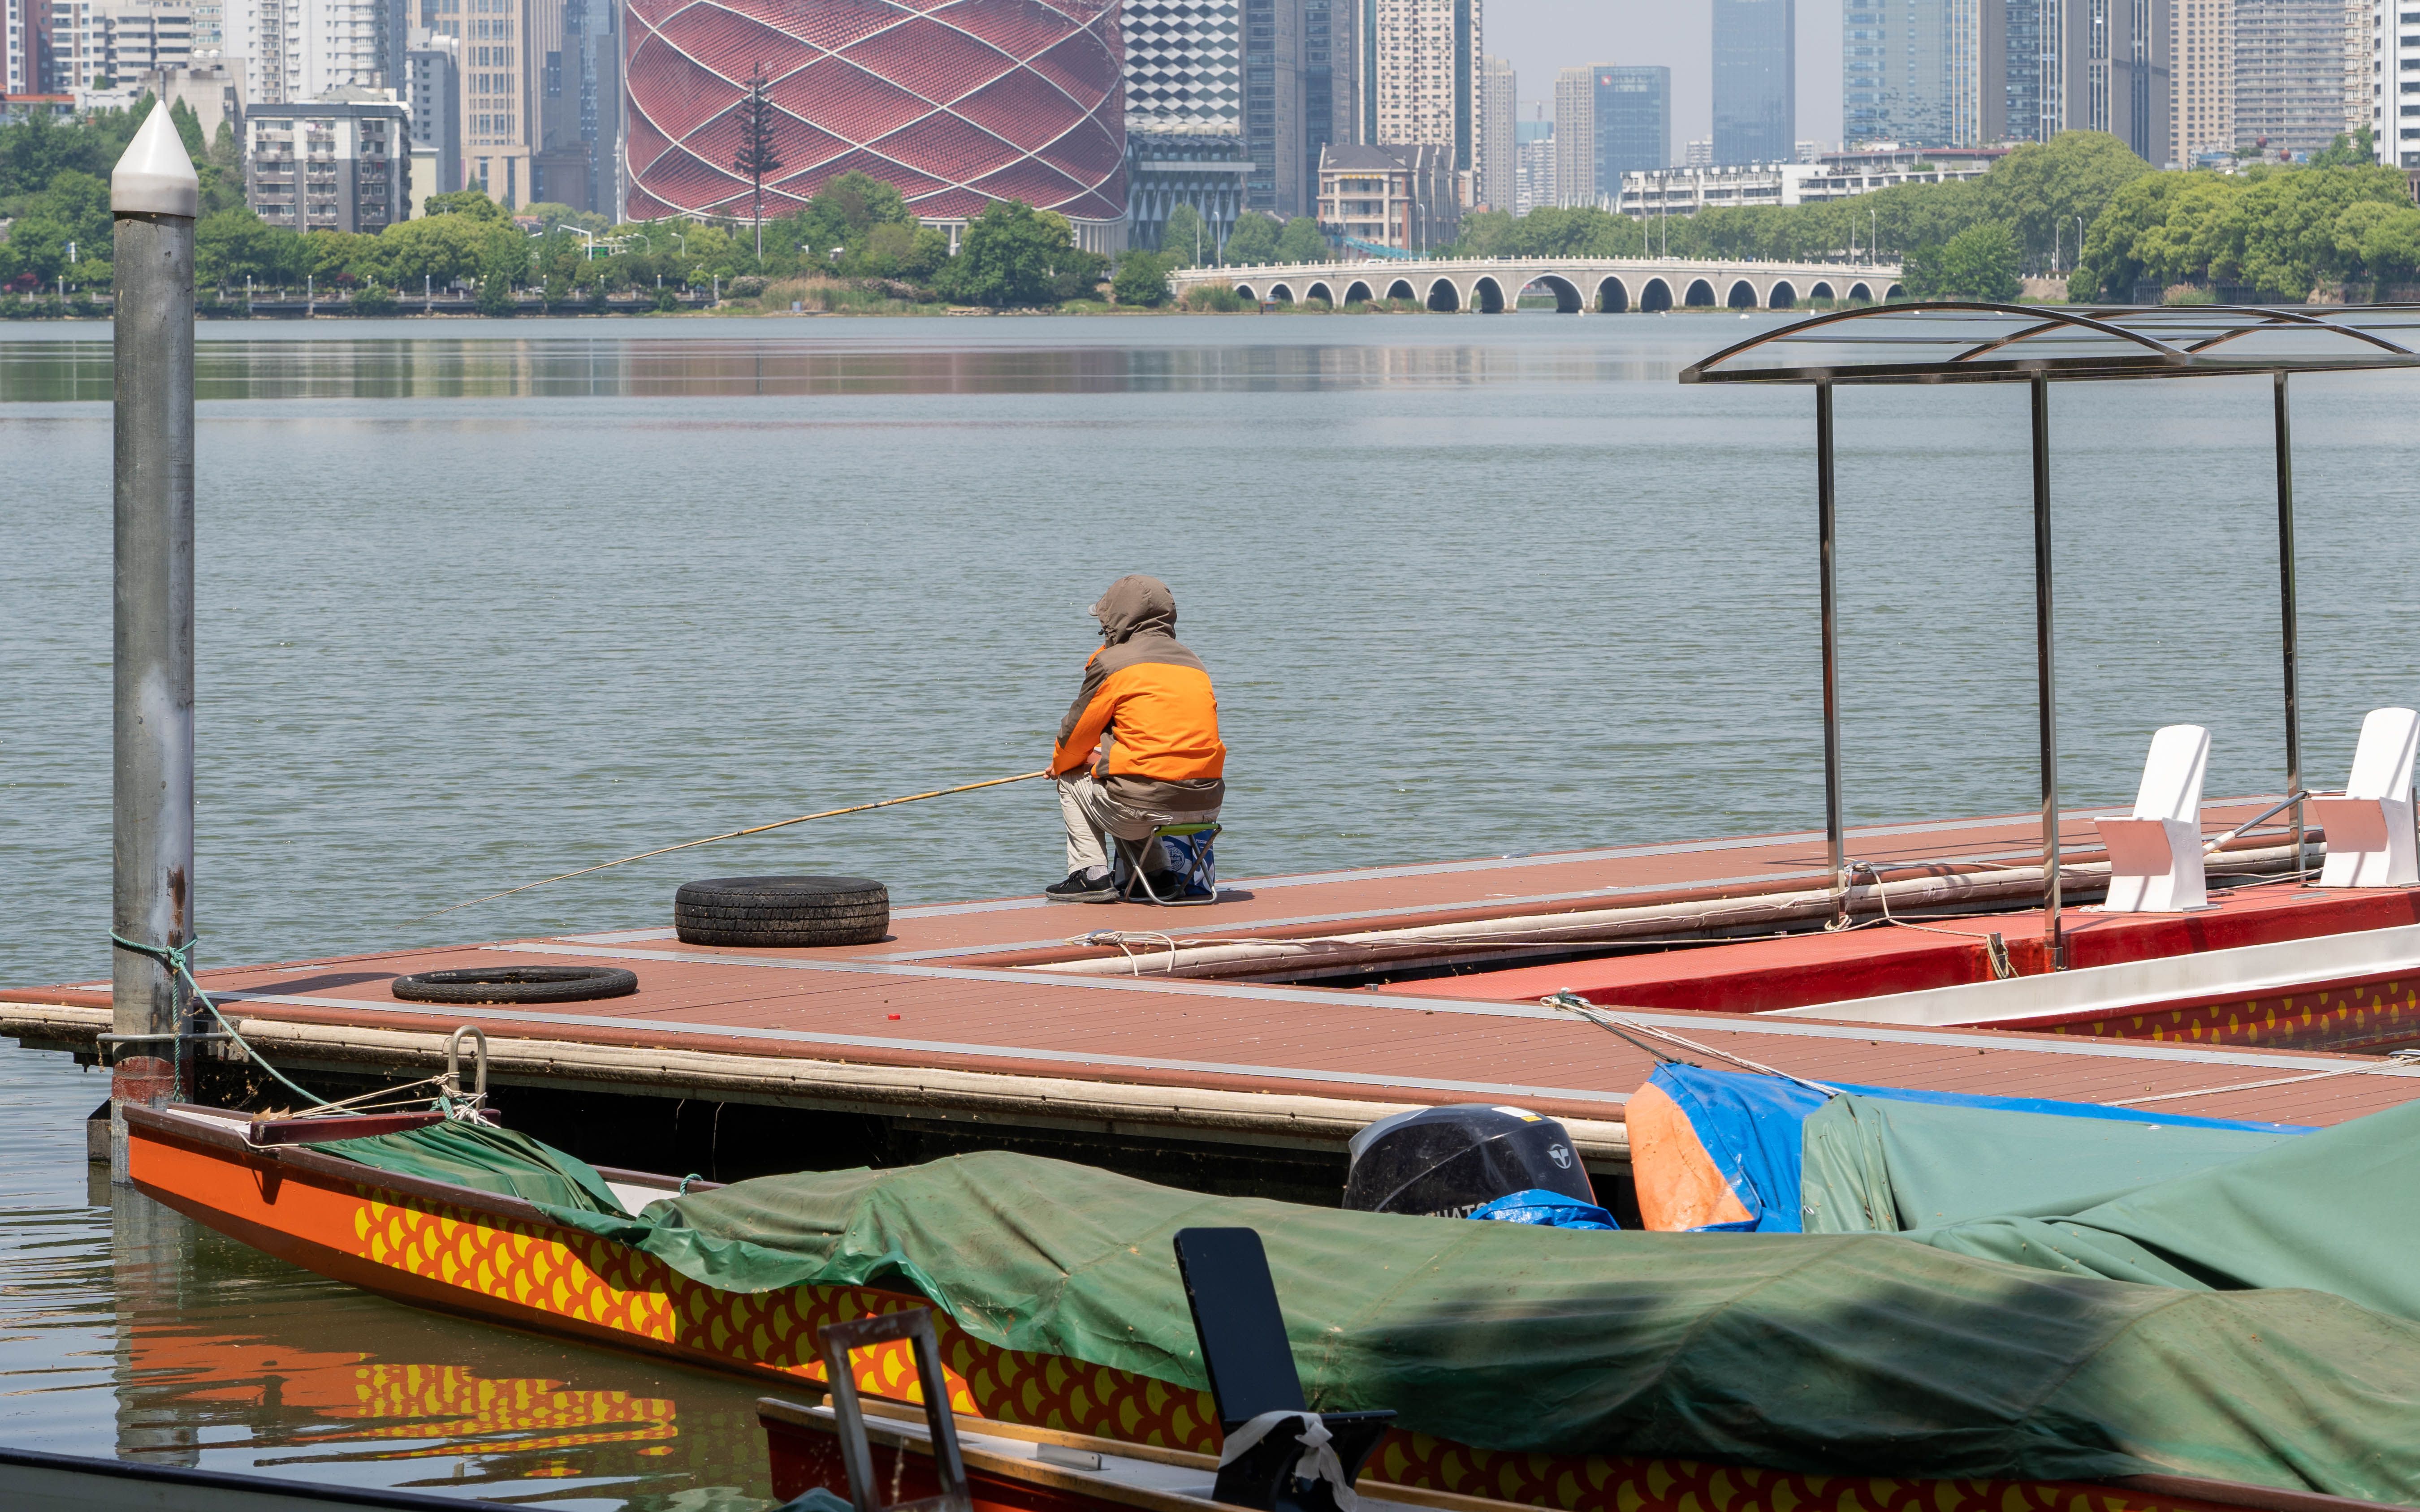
[1341,1104,1595,1217]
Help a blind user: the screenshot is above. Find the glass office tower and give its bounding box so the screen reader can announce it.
[1711,0,1793,163]
[1593,65,1669,198]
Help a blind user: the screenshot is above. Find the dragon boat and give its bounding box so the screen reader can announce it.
[122,1088,2420,1512]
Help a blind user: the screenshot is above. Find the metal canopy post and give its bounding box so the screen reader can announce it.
[1815,381,1846,911]
[2030,373,2064,969]
[2274,370,2305,878]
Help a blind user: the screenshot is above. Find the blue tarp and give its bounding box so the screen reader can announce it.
[1646,1063,2310,1234]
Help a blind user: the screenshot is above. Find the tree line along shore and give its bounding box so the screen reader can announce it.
[7,104,2417,316]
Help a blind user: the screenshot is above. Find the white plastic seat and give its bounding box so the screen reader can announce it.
[2093,724,2212,912]
[2311,707,2420,888]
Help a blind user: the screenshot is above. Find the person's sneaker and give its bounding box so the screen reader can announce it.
[1044,870,1120,903]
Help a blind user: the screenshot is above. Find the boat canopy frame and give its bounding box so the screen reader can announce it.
[1681,302,2420,964]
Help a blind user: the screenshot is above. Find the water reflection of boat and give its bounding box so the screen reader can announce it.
[0,1443,520,1511]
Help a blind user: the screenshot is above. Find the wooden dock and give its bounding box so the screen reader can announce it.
[11,802,2420,1196]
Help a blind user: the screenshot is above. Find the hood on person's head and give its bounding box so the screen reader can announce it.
[1090,575,1176,645]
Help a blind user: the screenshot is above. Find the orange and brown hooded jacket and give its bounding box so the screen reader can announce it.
[1050,575,1226,816]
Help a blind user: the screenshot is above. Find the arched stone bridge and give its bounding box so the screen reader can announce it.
[1168,257,1907,312]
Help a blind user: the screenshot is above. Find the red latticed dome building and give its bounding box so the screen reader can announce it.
[622,0,1127,247]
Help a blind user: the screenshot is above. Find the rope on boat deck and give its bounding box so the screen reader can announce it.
[2107,1048,2420,1108]
[1540,991,1844,1097]
[109,932,482,1120]
[1830,862,2022,979]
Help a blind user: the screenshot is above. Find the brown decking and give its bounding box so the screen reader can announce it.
[11,803,2418,1135]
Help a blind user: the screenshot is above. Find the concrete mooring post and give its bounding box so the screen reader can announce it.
[108,107,199,1185]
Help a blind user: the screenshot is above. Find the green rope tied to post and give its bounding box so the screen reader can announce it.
[109,931,329,1110]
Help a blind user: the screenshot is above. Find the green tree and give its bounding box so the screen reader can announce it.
[732,65,783,260]
[1973,131,2153,268]
[425,188,509,220]
[1220,210,1281,265]
[1158,202,1208,265]
[2308,126,2376,168]
[194,206,300,288]
[1111,249,1172,306]
[1449,207,1515,257]
[934,200,1101,306]
[1274,215,1328,262]
[475,230,527,313]
[1903,220,2022,300]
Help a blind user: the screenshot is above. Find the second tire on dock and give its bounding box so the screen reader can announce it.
[674,875,891,947]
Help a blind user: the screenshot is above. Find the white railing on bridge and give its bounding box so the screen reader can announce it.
[1164,255,1906,313]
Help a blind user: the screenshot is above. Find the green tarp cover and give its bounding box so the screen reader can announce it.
[508,1148,2420,1501]
[1799,1094,2304,1231]
[320,1118,630,1217]
[1806,1094,2420,1321]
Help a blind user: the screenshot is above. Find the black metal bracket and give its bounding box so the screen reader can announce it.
[814,1308,971,1512]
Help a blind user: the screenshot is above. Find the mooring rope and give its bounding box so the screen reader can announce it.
[108,932,330,1108]
[410,769,1050,923]
[1541,990,1844,1095]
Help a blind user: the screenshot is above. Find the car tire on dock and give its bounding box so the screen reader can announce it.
[674,875,891,948]
[391,966,640,1004]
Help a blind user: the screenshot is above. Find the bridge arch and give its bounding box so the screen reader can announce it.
[1268,282,1296,305]
[1595,275,1629,312]
[1385,278,1417,303]
[1885,282,1906,300]
[1469,275,1507,313]
[1725,279,1758,309]
[1345,280,1375,305]
[1767,280,1796,309]
[1232,282,1258,301]
[1305,280,1335,306]
[1846,281,1872,303]
[1426,277,1461,312]
[1527,275,1582,312]
[1810,280,1836,302]
[1640,277,1672,312]
[1685,278,1717,308]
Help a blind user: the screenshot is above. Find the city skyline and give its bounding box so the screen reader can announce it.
[1492,0,1843,153]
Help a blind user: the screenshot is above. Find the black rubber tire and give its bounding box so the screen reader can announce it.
[674,874,890,947]
[391,965,639,1004]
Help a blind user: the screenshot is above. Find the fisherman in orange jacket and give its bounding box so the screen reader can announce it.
[1045,575,1227,902]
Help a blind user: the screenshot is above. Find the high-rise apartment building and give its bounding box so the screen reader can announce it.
[1478,53,1513,207]
[1712,0,1793,162]
[224,0,395,103]
[2237,0,2347,153]
[1593,64,1668,198]
[246,89,410,231]
[1303,0,1342,200]
[530,0,612,210]
[1242,0,1300,212]
[2171,0,2232,162]
[1551,63,1591,203]
[2008,0,2168,159]
[1361,0,1479,177]
[406,27,457,197]
[2003,0,2042,135]
[2369,0,2420,163]
[1513,112,1551,211]
[1843,0,2006,146]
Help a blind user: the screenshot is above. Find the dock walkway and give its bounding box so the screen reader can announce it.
[11,804,2419,1178]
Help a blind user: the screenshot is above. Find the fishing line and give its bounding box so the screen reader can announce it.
[409,769,1050,924]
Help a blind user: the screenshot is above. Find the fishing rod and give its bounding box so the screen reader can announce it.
[410,770,1050,923]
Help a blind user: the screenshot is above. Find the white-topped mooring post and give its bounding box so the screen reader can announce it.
[108,105,199,1184]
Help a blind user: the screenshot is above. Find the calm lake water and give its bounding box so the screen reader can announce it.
[5,310,2420,1503]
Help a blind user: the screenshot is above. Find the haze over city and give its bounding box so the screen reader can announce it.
[1494,0,1845,151]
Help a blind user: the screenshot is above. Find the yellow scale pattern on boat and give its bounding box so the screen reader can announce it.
[2051,976,2420,1051]
[338,1190,2211,1512]
[341,1192,1220,1447]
